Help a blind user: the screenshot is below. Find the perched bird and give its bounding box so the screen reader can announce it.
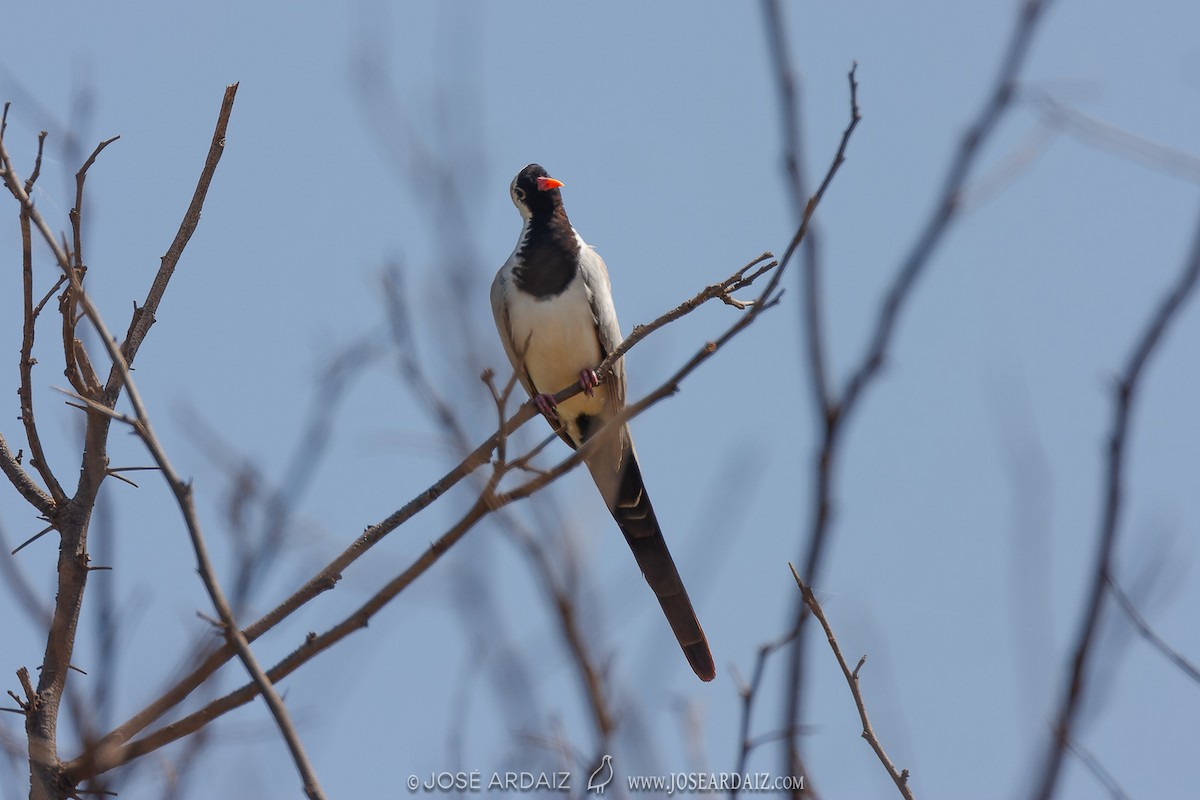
[490,163,715,682]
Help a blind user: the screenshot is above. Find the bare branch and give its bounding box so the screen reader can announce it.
[1034,208,1200,800]
[42,106,328,798]
[111,83,238,391]
[1,88,243,799]
[730,630,795,798]
[1064,738,1131,800]
[1107,575,1200,684]
[790,565,914,800]
[70,135,121,273]
[0,433,53,516]
[1029,90,1200,184]
[762,0,830,414]
[594,252,776,380]
[18,131,67,506]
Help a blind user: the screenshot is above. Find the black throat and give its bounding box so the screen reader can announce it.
[512,208,580,298]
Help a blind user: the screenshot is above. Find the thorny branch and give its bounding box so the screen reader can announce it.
[0,85,243,800]
[790,565,914,800]
[113,84,238,389]
[17,126,66,507]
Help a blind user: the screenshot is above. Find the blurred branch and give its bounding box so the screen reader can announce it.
[505,517,616,747]
[1028,90,1200,183]
[790,565,913,800]
[762,0,829,412]
[1063,738,1131,800]
[0,522,53,630]
[730,630,798,799]
[1034,207,1200,800]
[1107,575,1200,684]
[780,2,1054,787]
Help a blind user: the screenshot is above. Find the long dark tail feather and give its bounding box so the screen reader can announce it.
[588,447,715,682]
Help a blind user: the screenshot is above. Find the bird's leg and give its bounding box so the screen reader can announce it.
[579,368,600,397]
[534,393,559,421]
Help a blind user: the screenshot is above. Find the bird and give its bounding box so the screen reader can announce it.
[490,163,715,682]
[587,754,614,794]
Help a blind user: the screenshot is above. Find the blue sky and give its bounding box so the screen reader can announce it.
[2,2,1199,798]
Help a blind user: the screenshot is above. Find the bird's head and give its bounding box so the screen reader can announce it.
[510,163,565,220]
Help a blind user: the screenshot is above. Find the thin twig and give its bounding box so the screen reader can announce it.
[71,135,121,273]
[1033,207,1200,800]
[17,130,67,506]
[20,87,320,797]
[595,252,776,381]
[1107,575,1200,684]
[0,434,53,516]
[790,565,914,800]
[762,0,830,414]
[1029,90,1200,184]
[0,89,256,799]
[1063,738,1131,800]
[730,630,795,799]
[111,83,238,395]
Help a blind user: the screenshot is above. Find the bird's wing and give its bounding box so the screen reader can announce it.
[490,264,577,450]
[577,243,627,412]
[490,266,536,398]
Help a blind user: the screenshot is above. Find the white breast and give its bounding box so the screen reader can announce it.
[506,273,608,421]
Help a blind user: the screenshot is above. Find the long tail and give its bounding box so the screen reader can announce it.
[589,447,715,682]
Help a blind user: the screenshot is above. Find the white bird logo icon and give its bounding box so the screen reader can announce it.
[587,754,614,794]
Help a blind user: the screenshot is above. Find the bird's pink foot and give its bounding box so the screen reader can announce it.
[579,368,600,397]
[534,393,559,421]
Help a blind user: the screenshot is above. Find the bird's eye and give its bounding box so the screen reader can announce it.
[514,186,526,202]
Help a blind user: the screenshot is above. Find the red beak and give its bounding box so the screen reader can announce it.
[536,176,565,192]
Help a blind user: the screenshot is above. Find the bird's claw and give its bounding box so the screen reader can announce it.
[579,368,599,397]
[534,393,559,421]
